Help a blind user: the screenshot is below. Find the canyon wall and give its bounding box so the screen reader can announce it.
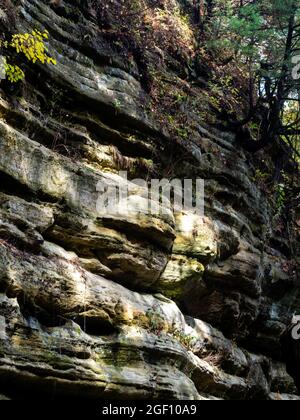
[0,0,299,400]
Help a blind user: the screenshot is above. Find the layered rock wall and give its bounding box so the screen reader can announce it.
[0,0,299,399]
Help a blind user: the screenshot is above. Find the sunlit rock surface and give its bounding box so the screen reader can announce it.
[0,0,299,400]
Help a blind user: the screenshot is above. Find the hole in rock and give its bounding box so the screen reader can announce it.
[17,295,66,328]
[0,171,59,205]
[0,171,34,200]
[75,315,117,337]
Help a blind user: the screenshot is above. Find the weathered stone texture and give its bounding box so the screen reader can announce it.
[0,0,299,400]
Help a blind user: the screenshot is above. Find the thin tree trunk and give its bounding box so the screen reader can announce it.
[241,3,297,152]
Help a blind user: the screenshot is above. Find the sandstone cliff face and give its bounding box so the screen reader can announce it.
[0,0,299,400]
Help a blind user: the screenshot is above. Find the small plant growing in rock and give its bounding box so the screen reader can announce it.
[132,307,167,336]
[252,169,271,193]
[202,352,222,368]
[168,324,198,351]
[275,183,286,215]
[146,306,165,335]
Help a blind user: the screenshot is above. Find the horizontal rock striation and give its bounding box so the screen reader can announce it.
[0,0,299,400]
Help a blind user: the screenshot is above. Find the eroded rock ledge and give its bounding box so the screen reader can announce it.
[0,0,299,400]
